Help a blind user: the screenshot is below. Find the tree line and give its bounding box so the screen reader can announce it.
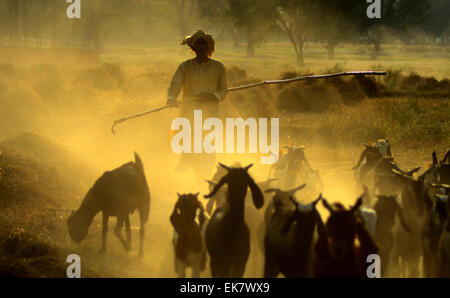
[0,0,448,64]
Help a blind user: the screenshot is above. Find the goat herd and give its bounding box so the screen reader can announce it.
[67,140,450,278]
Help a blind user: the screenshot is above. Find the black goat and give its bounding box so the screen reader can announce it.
[204,163,264,277]
[372,195,410,277]
[67,152,150,257]
[437,192,450,277]
[264,191,322,277]
[170,193,207,277]
[423,193,448,277]
[389,169,432,277]
[314,196,378,278]
[420,151,450,194]
[255,184,307,271]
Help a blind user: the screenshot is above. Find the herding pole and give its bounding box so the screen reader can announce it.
[111,71,386,134]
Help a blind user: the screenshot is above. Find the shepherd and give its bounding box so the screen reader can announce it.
[166,29,227,180]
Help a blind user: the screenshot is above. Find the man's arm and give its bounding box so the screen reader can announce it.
[213,63,228,102]
[167,63,184,106]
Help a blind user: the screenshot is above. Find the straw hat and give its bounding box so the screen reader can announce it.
[181,29,215,55]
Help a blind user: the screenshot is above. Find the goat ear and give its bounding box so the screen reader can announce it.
[322,199,334,214]
[247,175,264,209]
[204,175,227,199]
[442,149,450,164]
[432,151,438,165]
[177,192,181,197]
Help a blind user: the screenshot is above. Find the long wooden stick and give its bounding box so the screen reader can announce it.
[111,105,171,134]
[226,71,387,92]
[111,71,386,134]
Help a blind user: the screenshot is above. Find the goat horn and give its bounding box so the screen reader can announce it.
[392,169,412,180]
[362,184,369,194]
[219,163,230,171]
[244,164,253,171]
[430,183,449,189]
[197,200,204,211]
[205,179,216,186]
[432,151,438,165]
[312,194,322,206]
[322,199,334,213]
[265,178,278,183]
[350,196,363,213]
[264,188,280,194]
[406,166,420,176]
[287,184,306,195]
[289,196,299,206]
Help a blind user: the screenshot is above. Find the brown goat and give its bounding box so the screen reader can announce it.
[67,152,150,257]
[170,192,207,278]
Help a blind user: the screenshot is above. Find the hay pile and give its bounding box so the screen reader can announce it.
[400,73,450,93]
[0,134,100,277]
[275,71,384,113]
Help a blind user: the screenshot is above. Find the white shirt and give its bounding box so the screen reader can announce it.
[167,58,227,103]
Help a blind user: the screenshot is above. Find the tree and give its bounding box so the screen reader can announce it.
[227,0,278,57]
[198,0,241,47]
[274,0,321,66]
[169,0,201,39]
[420,0,450,43]
[358,0,431,59]
[314,0,360,59]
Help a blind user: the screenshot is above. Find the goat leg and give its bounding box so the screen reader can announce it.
[115,216,131,252]
[100,213,109,254]
[139,214,146,258]
[125,214,132,249]
[192,260,201,278]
